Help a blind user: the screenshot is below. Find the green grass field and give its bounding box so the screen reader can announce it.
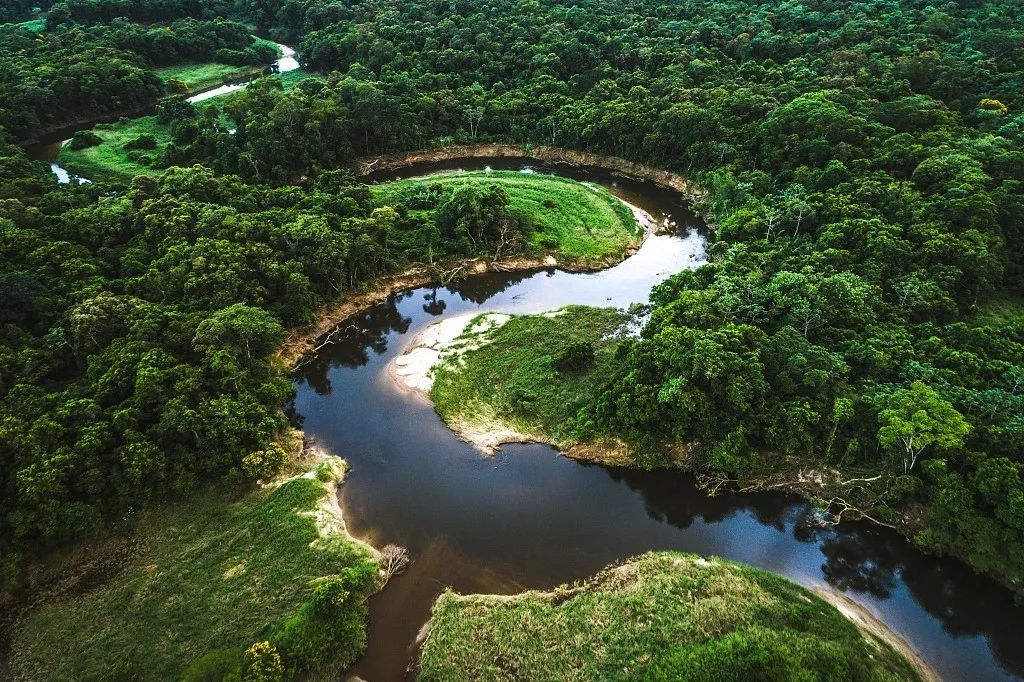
[419,551,920,681]
[372,171,643,262]
[10,458,377,681]
[58,115,172,183]
[431,306,626,447]
[155,62,263,93]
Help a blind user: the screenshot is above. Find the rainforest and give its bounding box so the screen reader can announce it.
[0,0,1022,679]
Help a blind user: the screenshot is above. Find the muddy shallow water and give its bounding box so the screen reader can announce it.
[290,160,1023,681]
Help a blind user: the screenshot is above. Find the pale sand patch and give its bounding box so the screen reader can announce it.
[814,587,938,682]
[389,313,511,396]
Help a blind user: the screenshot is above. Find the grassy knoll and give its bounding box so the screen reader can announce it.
[10,457,378,681]
[58,115,172,182]
[372,171,643,262]
[431,306,625,451]
[16,18,45,32]
[419,551,921,681]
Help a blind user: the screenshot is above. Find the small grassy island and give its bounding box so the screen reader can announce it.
[9,457,378,682]
[418,551,923,681]
[371,171,643,264]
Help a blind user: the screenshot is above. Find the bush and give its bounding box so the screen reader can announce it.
[157,95,196,123]
[68,131,102,150]
[555,341,595,373]
[271,563,377,677]
[124,134,158,150]
[242,642,283,682]
[241,443,289,480]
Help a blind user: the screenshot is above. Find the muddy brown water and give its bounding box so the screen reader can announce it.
[292,159,1022,681]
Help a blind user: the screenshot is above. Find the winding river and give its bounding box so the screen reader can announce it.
[290,159,1024,681]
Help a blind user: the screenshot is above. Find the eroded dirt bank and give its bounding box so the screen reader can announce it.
[359,143,706,203]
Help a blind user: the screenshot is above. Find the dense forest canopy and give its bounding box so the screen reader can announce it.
[0,0,1022,593]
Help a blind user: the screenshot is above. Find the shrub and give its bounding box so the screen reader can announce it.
[555,341,595,373]
[68,131,102,150]
[124,134,158,150]
[242,641,283,682]
[241,443,289,480]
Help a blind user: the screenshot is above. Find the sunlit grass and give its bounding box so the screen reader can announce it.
[10,459,376,681]
[373,171,643,262]
[420,551,921,681]
[431,306,626,446]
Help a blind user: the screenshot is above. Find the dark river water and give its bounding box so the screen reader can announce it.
[291,160,1021,681]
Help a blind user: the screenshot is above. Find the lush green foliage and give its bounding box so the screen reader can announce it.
[10,457,377,681]
[0,142,615,579]
[1,0,1022,606]
[0,2,49,25]
[419,551,920,681]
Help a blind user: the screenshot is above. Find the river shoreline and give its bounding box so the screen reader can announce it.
[360,143,707,203]
[382,299,1024,601]
[280,147,700,370]
[814,587,939,682]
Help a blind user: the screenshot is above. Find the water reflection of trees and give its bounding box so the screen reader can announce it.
[604,466,800,531]
[448,270,538,304]
[293,297,412,395]
[609,464,1024,676]
[422,288,447,316]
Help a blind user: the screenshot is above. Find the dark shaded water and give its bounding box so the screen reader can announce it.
[291,161,1023,681]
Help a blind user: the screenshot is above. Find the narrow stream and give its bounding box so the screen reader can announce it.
[291,160,1024,681]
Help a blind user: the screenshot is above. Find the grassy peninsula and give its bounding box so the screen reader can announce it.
[418,551,922,681]
[9,457,378,682]
[430,306,627,457]
[371,171,643,263]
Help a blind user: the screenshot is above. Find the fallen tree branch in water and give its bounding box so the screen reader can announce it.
[377,544,411,588]
[817,497,897,529]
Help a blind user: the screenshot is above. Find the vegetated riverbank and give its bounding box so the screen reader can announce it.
[399,305,1024,594]
[417,551,927,681]
[401,306,635,464]
[279,172,652,369]
[6,449,380,682]
[57,115,174,182]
